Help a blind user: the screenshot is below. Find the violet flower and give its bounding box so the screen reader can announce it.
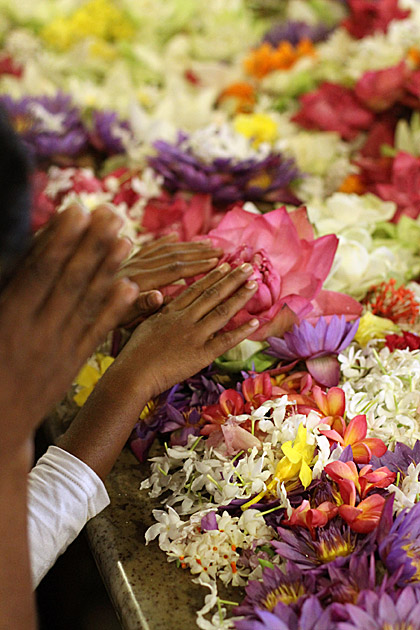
[266,316,359,387]
[0,93,87,158]
[234,596,334,630]
[370,440,420,474]
[379,501,420,585]
[272,521,369,571]
[235,562,318,618]
[89,110,131,155]
[334,586,420,630]
[324,552,399,605]
[262,21,332,47]
[148,134,301,205]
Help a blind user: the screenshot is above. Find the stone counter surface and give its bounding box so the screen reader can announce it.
[87,447,206,630]
[43,407,240,630]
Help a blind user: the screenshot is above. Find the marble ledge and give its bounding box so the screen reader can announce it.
[42,405,240,630]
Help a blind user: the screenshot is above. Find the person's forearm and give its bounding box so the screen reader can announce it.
[57,361,154,481]
[0,447,36,630]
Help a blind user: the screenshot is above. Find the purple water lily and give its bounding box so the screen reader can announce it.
[334,586,420,630]
[324,552,400,605]
[262,21,332,47]
[266,316,359,387]
[379,501,420,585]
[148,133,301,205]
[0,92,87,158]
[272,521,368,571]
[89,110,132,155]
[371,440,420,474]
[235,562,318,618]
[234,596,334,630]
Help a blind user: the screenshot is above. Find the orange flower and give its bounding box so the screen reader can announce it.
[320,414,387,464]
[338,174,366,195]
[244,39,316,80]
[217,82,256,114]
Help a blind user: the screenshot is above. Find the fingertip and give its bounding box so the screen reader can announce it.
[247,318,260,328]
[146,290,164,308]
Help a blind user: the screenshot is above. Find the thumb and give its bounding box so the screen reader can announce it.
[119,290,164,328]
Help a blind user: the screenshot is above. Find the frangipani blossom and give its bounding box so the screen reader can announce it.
[282,500,338,538]
[203,206,361,340]
[320,414,387,465]
[339,494,386,534]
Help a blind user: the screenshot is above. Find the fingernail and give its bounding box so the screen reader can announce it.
[200,239,213,245]
[248,318,259,327]
[245,280,258,290]
[207,257,219,265]
[218,262,231,273]
[240,263,253,274]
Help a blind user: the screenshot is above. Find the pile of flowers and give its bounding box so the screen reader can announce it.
[7,0,420,627]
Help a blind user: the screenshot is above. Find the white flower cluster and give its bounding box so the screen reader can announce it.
[339,342,420,447]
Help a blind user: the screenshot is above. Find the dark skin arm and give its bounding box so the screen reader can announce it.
[0,203,139,630]
[58,262,259,480]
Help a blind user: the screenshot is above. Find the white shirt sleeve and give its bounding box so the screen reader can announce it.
[27,445,110,588]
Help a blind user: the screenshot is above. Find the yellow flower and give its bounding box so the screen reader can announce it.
[41,0,135,51]
[355,311,399,347]
[73,353,114,406]
[233,113,278,147]
[242,423,315,510]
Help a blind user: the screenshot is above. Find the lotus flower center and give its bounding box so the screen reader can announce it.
[261,582,306,611]
[382,624,415,630]
[403,542,420,580]
[316,533,355,564]
[225,244,280,313]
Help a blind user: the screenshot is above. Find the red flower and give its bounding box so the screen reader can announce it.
[142,192,223,240]
[341,0,410,40]
[282,500,338,539]
[375,152,420,222]
[355,62,408,112]
[385,331,420,351]
[30,171,56,232]
[339,494,386,533]
[292,83,374,141]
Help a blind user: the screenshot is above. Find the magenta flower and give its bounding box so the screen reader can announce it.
[266,316,359,387]
[203,206,362,341]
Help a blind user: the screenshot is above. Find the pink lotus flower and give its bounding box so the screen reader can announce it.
[292,83,374,141]
[375,152,420,222]
[203,206,362,340]
[341,0,410,40]
[355,62,408,112]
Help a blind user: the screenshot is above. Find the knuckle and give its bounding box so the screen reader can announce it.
[204,286,220,300]
[61,267,86,293]
[168,260,181,274]
[214,302,229,318]
[28,256,55,283]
